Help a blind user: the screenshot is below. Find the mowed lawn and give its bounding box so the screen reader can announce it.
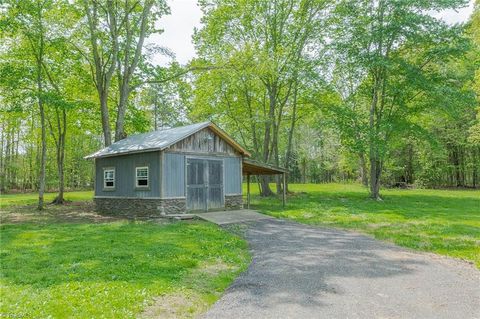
[248,183,480,268]
[1,183,478,318]
[0,206,250,318]
[0,190,93,207]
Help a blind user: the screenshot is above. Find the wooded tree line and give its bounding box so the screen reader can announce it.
[1,0,479,207]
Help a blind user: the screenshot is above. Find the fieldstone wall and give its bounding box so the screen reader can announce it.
[225,195,243,210]
[161,198,187,214]
[94,197,187,217]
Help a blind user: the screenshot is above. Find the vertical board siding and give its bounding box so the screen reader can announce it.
[95,151,160,197]
[169,127,238,155]
[163,153,185,197]
[224,157,242,195]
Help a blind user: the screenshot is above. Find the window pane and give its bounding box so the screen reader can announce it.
[136,168,148,177]
[136,167,148,187]
[104,169,115,188]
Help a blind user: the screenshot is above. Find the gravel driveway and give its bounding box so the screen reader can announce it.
[204,218,480,319]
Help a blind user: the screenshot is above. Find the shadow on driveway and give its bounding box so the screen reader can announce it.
[204,219,480,319]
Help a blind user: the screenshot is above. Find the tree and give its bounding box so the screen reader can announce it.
[81,0,118,146]
[80,0,169,145]
[331,0,471,199]
[193,0,331,195]
[114,0,169,141]
[467,0,480,146]
[3,0,54,209]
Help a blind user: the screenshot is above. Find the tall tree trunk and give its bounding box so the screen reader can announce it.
[114,0,153,142]
[99,91,112,146]
[259,177,273,197]
[259,84,276,197]
[369,155,382,200]
[115,83,129,141]
[284,83,298,192]
[359,152,368,187]
[83,0,118,147]
[37,54,46,210]
[369,70,382,200]
[42,59,68,204]
[51,109,67,204]
[154,93,158,130]
[272,119,281,195]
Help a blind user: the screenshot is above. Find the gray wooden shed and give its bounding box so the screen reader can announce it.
[85,121,284,217]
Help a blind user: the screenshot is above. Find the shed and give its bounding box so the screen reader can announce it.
[85,121,286,217]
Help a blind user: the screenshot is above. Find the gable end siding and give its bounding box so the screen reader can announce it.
[168,127,240,156]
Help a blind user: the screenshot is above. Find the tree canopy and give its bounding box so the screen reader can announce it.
[0,0,478,205]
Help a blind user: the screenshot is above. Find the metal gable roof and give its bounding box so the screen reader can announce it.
[84,121,251,159]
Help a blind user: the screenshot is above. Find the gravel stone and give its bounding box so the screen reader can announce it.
[204,219,480,319]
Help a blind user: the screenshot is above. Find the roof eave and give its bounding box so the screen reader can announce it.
[84,121,252,159]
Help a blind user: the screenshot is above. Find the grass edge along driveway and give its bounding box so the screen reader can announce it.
[250,183,480,269]
[0,220,250,318]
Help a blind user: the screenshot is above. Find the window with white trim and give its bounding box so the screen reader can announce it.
[103,168,115,189]
[135,166,149,187]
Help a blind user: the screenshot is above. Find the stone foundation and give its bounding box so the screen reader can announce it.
[95,195,243,217]
[160,198,187,215]
[224,195,243,210]
[94,197,186,217]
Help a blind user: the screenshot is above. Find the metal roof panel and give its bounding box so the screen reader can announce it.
[84,121,251,159]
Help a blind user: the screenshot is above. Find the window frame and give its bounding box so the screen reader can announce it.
[135,166,150,189]
[103,167,116,190]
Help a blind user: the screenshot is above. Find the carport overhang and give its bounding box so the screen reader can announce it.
[242,159,288,209]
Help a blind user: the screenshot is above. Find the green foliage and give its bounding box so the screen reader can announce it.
[248,183,480,268]
[1,0,479,197]
[329,0,475,197]
[0,221,250,318]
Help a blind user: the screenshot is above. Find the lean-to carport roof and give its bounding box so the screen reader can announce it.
[242,159,288,175]
[85,121,251,159]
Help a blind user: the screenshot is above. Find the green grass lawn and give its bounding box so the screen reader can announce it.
[0,220,250,318]
[247,183,480,268]
[0,191,93,207]
[1,183,478,318]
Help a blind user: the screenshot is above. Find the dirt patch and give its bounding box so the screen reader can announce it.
[140,292,207,319]
[141,261,235,319]
[198,260,232,275]
[0,202,124,224]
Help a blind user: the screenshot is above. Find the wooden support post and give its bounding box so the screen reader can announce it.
[282,172,286,208]
[247,174,251,209]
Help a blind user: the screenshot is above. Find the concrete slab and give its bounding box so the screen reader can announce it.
[195,210,273,225]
